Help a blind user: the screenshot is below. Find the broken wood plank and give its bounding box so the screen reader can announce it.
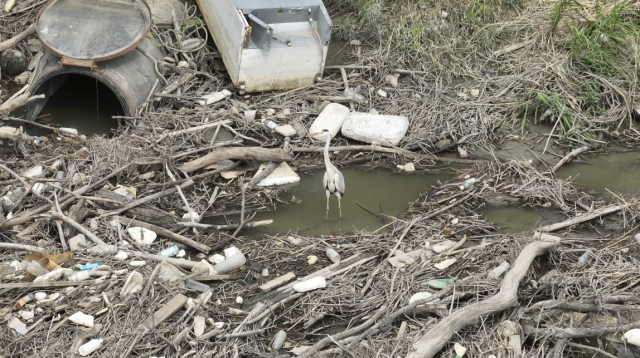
[95,190,179,227]
[140,293,189,333]
[0,242,48,254]
[537,203,630,232]
[259,272,296,292]
[0,280,98,290]
[117,216,210,254]
[194,274,242,281]
[179,147,293,173]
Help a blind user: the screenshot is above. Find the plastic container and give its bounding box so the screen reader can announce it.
[78,338,103,356]
[69,270,91,281]
[224,246,240,258]
[34,267,65,282]
[409,292,434,305]
[325,248,341,263]
[59,127,78,135]
[488,261,510,279]
[292,276,327,293]
[158,245,179,257]
[185,279,211,292]
[272,330,287,350]
[213,252,246,273]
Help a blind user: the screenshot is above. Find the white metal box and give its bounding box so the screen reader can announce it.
[197,0,331,93]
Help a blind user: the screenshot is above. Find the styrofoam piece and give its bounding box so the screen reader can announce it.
[309,103,350,139]
[193,316,206,337]
[256,162,300,187]
[434,258,457,270]
[224,246,240,258]
[197,89,232,106]
[69,234,88,251]
[78,338,103,356]
[624,329,640,347]
[8,317,27,335]
[213,252,246,273]
[69,270,91,281]
[126,227,157,245]
[69,311,94,327]
[192,259,217,275]
[86,245,117,255]
[235,296,243,304]
[431,240,456,254]
[341,112,409,146]
[120,271,144,296]
[272,330,287,349]
[129,260,146,267]
[292,276,327,293]
[22,165,44,178]
[275,124,297,137]
[409,292,433,305]
[208,254,225,264]
[18,310,34,321]
[34,292,47,301]
[113,251,128,261]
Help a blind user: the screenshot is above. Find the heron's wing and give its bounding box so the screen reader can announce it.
[333,170,345,195]
[323,171,329,191]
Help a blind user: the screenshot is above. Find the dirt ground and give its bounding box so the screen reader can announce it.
[1,1,640,357]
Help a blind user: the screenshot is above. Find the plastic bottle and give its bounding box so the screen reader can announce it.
[78,338,103,356]
[343,86,366,104]
[325,248,341,263]
[12,294,34,311]
[292,276,326,293]
[272,330,287,349]
[185,279,211,292]
[157,245,179,257]
[459,178,477,191]
[59,127,79,135]
[213,252,247,273]
[26,261,48,277]
[578,249,593,266]
[488,261,510,279]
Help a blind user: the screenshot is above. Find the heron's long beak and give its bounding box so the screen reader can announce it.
[305,132,321,138]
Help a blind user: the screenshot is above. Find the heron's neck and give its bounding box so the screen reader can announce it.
[323,137,332,169]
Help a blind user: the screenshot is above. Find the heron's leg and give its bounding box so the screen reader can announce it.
[338,197,342,218]
[325,190,330,220]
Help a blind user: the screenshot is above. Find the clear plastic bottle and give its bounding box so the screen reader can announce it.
[343,86,366,104]
[185,279,211,292]
[158,245,179,257]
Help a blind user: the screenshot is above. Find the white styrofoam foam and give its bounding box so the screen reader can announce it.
[341,112,409,146]
[256,162,300,187]
[309,103,350,139]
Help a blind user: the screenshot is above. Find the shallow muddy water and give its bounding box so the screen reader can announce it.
[216,167,453,237]
[11,74,121,137]
[556,151,640,195]
[480,205,564,234]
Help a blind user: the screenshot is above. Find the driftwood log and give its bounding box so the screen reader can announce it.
[179,147,292,173]
[0,24,36,52]
[406,233,561,358]
[538,203,629,232]
[95,189,179,227]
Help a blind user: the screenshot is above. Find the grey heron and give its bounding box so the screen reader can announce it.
[305,129,345,219]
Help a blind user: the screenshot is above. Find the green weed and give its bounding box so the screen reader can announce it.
[533,92,597,144]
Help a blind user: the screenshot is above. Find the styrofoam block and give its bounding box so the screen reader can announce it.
[256,162,300,187]
[309,103,350,139]
[341,112,409,146]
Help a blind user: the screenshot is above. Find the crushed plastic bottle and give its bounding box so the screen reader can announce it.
[343,86,366,104]
[185,279,211,292]
[158,245,179,257]
[488,261,510,279]
[459,178,477,191]
[578,249,593,266]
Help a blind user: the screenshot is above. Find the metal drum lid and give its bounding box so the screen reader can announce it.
[37,0,152,61]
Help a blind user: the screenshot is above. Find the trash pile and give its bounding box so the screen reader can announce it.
[2,1,640,358]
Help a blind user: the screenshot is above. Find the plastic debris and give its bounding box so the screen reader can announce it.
[488,261,510,279]
[425,278,453,289]
[80,263,103,271]
[409,292,434,305]
[120,271,144,296]
[624,329,640,347]
[307,255,318,265]
[8,317,27,335]
[69,311,94,327]
[578,249,593,266]
[293,276,326,293]
[126,227,157,245]
[434,258,457,270]
[213,252,247,273]
[272,330,287,350]
[78,338,103,356]
[325,248,341,263]
[158,245,179,257]
[236,296,243,304]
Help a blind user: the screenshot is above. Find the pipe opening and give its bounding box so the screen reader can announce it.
[22,73,124,137]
